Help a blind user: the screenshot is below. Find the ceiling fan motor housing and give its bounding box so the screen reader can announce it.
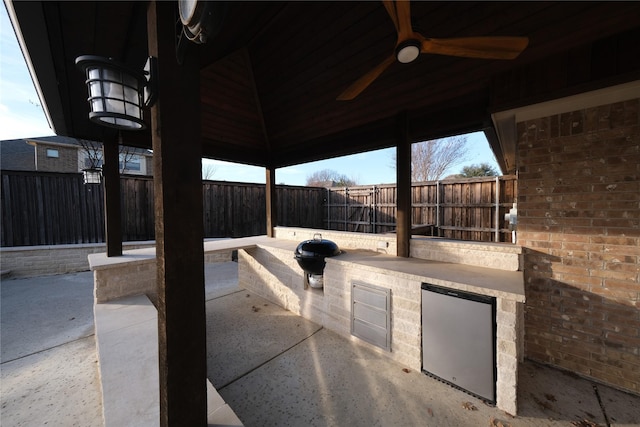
[396,39,421,63]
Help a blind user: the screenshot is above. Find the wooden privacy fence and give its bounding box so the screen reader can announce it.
[324,175,517,242]
[1,171,105,247]
[0,171,324,246]
[1,170,516,246]
[202,181,324,237]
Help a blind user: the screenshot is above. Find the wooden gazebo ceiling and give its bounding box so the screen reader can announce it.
[12,1,640,171]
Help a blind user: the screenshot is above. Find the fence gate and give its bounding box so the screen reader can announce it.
[325,184,398,234]
[324,176,517,243]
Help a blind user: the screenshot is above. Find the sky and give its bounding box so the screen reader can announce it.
[1,6,499,187]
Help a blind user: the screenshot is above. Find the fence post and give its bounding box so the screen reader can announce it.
[494,176,500,242]
[373,185,378,234]
[436,180,441,237]
[326,187,330,230]
[344,187,349,231]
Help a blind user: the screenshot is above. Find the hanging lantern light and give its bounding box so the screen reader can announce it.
[82,168,102,184]
[75,55,156,131]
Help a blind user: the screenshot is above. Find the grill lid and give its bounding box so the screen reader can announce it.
[294,234,340,259]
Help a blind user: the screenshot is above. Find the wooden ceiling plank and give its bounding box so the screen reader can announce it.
[252,3,385,95]
[243,49,271,151]
[198,2,286,65]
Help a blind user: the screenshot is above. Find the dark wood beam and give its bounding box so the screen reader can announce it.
[102,136,122,257]
[147,2,207,426]
[396,112,411,258]
[266,166,277,237]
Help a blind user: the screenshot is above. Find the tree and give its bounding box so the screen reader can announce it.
[460,162,499,177]
[76,138,142,173]
[118,146,139,174]
[202,162,217,180]
[392,136,469,182]
[306,169,357,187]
[77,139,103,170]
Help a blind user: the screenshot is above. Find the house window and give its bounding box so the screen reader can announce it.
[46,149,59,158]
[120,155,142,172]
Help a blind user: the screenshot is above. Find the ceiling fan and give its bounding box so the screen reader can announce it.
[337,0,529,101]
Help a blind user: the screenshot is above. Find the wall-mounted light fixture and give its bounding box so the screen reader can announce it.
[75,55,157,131]
[82,168,102,185]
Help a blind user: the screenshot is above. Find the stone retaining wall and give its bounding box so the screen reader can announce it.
[0,240,232,279]
[0,242,155,278]
[411,238,522,271]
[273,227,397,255]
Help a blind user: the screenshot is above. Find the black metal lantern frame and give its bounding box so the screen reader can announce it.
[82,168,102,185]
[75,55,156,131]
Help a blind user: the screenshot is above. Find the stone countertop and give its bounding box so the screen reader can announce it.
[253,238,524,302]
[89,236,273,271]
[327,249,525,302]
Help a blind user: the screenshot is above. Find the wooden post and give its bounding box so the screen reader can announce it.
[396,112,411,257]
[102,136,122,257]
[147,2,207,426]
[266,166,277,237]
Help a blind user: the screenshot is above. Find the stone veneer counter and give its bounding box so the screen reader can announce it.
[242,236,525,415]
[328,249,524,302]
[254,238,524,302]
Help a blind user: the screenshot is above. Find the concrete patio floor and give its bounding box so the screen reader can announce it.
[0,270,102,426]
[2,262,639,426]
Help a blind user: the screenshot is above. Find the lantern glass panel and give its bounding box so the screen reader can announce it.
[88,68,100,80]
[89,80,103,98]
[91,99,104,112]
[124,86,138,105]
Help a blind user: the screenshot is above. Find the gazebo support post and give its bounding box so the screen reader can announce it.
[396,112,411,257]
[266,165,277,237]
[147,1,207,426]
[102,135,122,257]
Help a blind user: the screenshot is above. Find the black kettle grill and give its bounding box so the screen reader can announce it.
[294,234,340,288]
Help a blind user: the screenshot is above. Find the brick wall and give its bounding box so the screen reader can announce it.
[35,145,78,172]
[518,98,640,394]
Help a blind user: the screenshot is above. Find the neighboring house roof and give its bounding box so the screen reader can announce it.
[23,136,153,157]
[0,139,35,171]
[24,135,83,148]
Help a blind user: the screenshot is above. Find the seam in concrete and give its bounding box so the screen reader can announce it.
[205,289,245,302]
[0,333,95,365]
[217,326,325,391]
[594,384,611,427]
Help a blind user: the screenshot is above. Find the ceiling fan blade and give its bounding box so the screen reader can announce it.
[337,54,396,101]
[394,0,413,40]
[421,36,529,59]
[382,0,399,33]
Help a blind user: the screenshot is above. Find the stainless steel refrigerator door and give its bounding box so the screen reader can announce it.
[421,286,495,401]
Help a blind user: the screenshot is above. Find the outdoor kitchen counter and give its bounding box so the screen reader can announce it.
[253,238,525,302]
[88,235,523,303]
[327,249,525,302]
[245,236,525,416]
